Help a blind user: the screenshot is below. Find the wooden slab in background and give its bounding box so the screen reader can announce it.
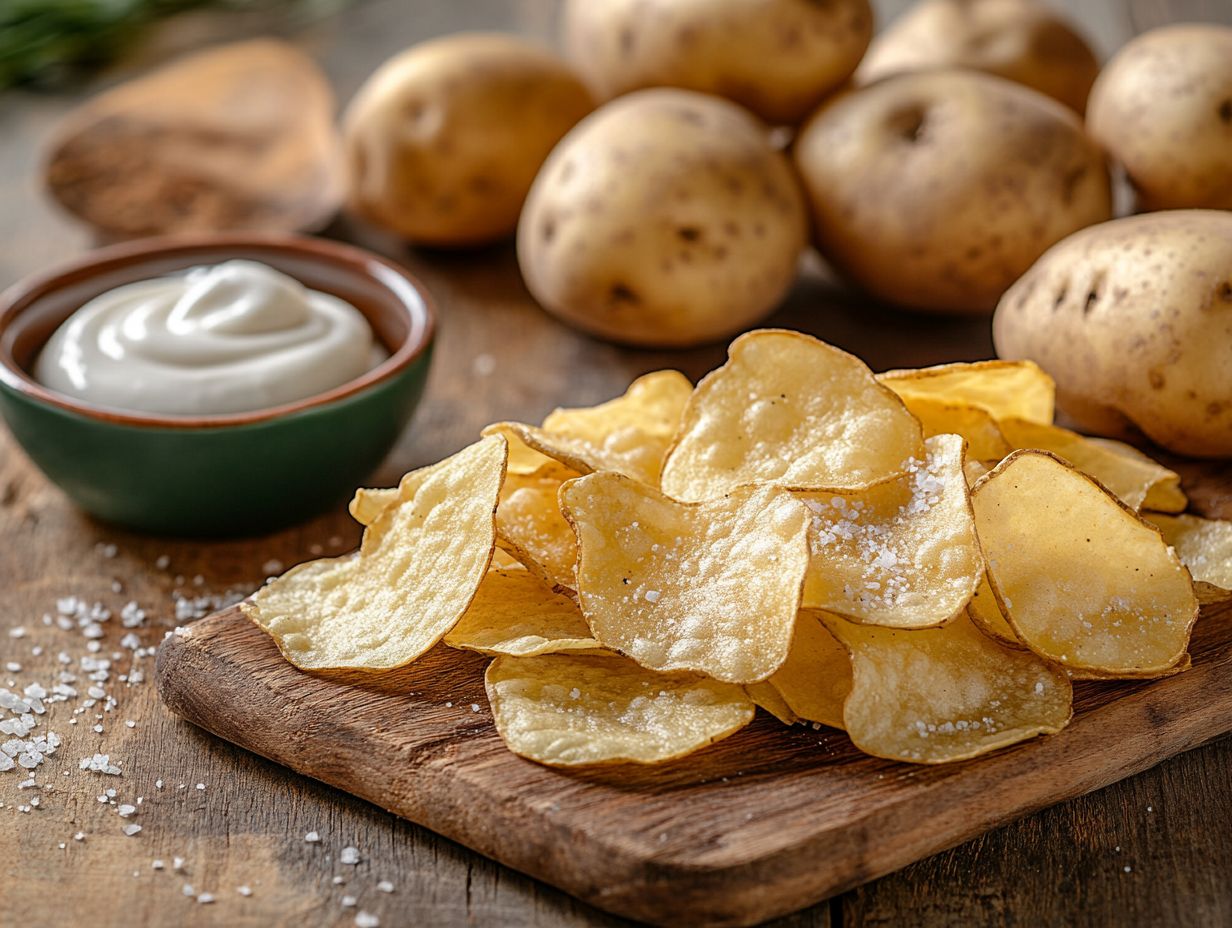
[157,595,1232,928]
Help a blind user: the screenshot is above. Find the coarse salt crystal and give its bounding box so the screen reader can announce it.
[305,831,321,843]
[355,912,380,928]
[376,880,395,893]
[123,824,142,836]
[197,893,215,905]
[341,896,357,908]
[340,846,361,865]
[237,886,252,896]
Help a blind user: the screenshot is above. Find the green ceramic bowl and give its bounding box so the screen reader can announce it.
[0,234,435,536]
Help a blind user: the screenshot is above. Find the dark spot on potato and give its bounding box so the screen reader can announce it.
[677,226,702,243]
[1083,290,1099,314]
[1208,401,1226,418]
[559,160,575,184]
[1219,281,1232,302]
[674,107,705,127]
[1060,166,1088,205]
[609,283,639,305]
[541,219,555,244]
[619,27,635,56]
[1219,99,1232,124]
[1148,369,1166,390]
[1053,285,1068,309]
[887,103,927,143]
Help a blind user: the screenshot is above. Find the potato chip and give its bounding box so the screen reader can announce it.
[764,611,851,729]
[445,568,600,657]
[972,451,1198,677]
[485,653,754,766]
[495,462,580,589]
[539,370,693,484]
[823,611,1072,764]
[660,329,923,502]
[561,473,811,683]
[1146,513,1232,603]
[745,682,800,726]
[968,575,1022,648]
[878,359,1055,425]
[243,435,507,670]
[1087,438,1188,513]
[964,459,993,487]
[894,395,1011,461]
[504,429,557,476]
[999,418,1184,513]
[799,434,983,629]
[349,485,398,526]
[1067,654,1193,681]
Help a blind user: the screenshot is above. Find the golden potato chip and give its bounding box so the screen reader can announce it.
[349,485,398,526]
[660,329,923,502]
[1000,418,1184,513]
[561,473,811,684]
[504,429,556,476]
[972,451,1198,677]
[1087,437,1187,513]
[485,653,754,766]
[765,611,851,729]
[823,611,1072,764]
[495,462,580,589]
[1146,513,1232,603]
[1067,654,1193,681]
[745,682,800,726]
[799,434,983,629]
[894,395,1011,461]
[445,568,600,657]
[964,459,993,487]
[243,435,507,670]
[879,359,1055,425]
[539,370,693,484]
[491,548,525,570]
[969,576,1022,648]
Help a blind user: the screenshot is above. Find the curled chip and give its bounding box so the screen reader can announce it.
[879,359,1055,425]
[485,653,754,766]
[539,370,693,485]
[561,473,811,684]
[660,329,923,502]
[349,485,398,526]
[823,611,1072,764]
[243,435,507,670]
[745,682,800,726]
[969,576,1022,648]
[496,462,580,589]
[765,611,851,729]
[999,418,1184,513]
[1087,438,1187,513]
[893,395,1011,461]
[799,434,983,629]
[972,450,1198,677]
[1147,513,1232,603]
[445,569,600,657]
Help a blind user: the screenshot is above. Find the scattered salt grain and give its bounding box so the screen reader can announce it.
[195,782,205,790]
[355,912,380,928]
[173,857,185,872]
[340,846,361,865]
[376,880,395,894]
[237,886,252,897]
[341,896,357,908]
[183,884,195,897]
[123,824,142,836]
[470,704,480,713]
[1124,865,1132,873]
[262,560,283,575]
[117,804,137,817]
[152,860,164,870]
[197,893,215,905]
[305,831,321,843]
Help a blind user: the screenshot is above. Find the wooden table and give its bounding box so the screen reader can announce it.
[2,2,1230,925]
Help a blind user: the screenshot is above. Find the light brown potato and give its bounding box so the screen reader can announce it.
[858,0,1100,114]
[993,210,1232,458]
[562,0,873,126]
[518,89,808,347]
[794,70,1111,315]
[342,33,594,245]
[1087,24,1232,211]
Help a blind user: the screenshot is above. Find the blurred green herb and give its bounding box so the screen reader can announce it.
[0,0,345,89]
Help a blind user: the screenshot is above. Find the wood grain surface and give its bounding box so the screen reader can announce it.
[1,1,1231,927]
[155,594,1232,927]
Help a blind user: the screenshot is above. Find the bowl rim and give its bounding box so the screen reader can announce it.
[0,232,436,430]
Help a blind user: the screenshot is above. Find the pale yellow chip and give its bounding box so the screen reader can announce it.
[561,473,811,684]
[660,329,923,502]
[243,435,507,670]
[964,459,994,487]
[969,575,1022,648]
[764,611,851,729]
[879,359,1055,425]
[895,395,1011,461]
[495,462,580,589]
[1087,437,1188,513]
[485,653,754,766]
[1000,418,1184,513]
[445,568,600,657]
[823,611,1072,764]
[745,682,800,726]
[799,434,983,629]
[972,450,1198,677]
[538,370,693,485]
[1146,513,1232,603]
[349,485,398,526]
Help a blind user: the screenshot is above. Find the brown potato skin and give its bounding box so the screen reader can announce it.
[1087,24,1232,212]
[858,0,1100,114]
[793,69,1112,315]
[993,210,1232,458]
[517,89,808,348]
[562,0,873,126]
[342,33,594,246]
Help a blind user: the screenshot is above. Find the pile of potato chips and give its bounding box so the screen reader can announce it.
[243,329,1228,767]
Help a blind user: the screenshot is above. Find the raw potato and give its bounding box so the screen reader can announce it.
[343,33,594,245]
[794,69,1112,314]
[1087,24,1232,211]
[859,0,1100,114]
[562,0,873,126]
[993,211,1232,457]
[517,89,808,347]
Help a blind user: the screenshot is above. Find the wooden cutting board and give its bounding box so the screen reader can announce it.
[156,587,1232,927]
